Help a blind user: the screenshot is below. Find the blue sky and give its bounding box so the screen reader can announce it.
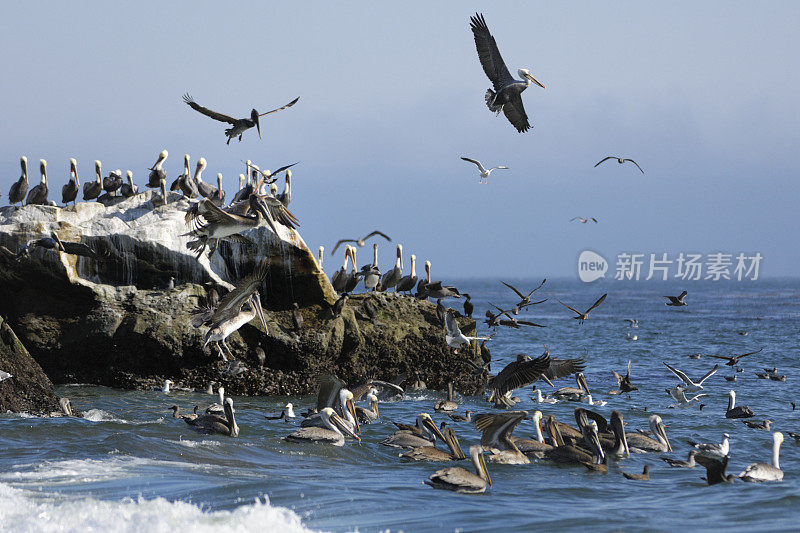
[1,2,798,277]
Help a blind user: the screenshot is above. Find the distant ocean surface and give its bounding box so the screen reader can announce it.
[2,278,799,532]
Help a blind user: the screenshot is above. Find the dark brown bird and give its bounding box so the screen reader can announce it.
[331,293,348,319]
[594,156,644,173]
[557,293,607,323]
[707,348,763,366]
[664,290,688,307]
[622,465,650,480]
[695,455,736,485]
[500,279,546,313]
[463,294,474,318]
[612,360,638,393]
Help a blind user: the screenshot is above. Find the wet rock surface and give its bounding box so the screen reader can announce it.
[0,194,481,396]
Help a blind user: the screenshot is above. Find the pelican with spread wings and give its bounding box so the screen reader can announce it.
[469,13,545,133]
[182,93,299,145]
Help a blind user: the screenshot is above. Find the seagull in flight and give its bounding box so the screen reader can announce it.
[444,309,489,352]
[557,293,607,323]
[570,217,597,223]
[500,279,546,314]
[460,157,508,184]
[331,231,391,255]
[663,362,718,393]
[664,290,688,306]
[594,156,644,173]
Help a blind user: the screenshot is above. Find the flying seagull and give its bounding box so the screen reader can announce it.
[182,93,299,145]
[570,217,597,223]
[664,290,688,306]
[460,157,508,184]
[663,362,718,393]
[469,13,545,133]
[557,293,607,323]
[594,157,644,173]
[331,231,391,255]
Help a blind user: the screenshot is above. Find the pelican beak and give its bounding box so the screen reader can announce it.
[372,400,379,418]
[658,422,672,452]
[423,416,446,442]
[541,375,554,388]
[477,452,492,486]
[577,373,590,395]
[525,71,546,89]
[590,430,605,461]
[346,398,361,434]
[331,412,360,441]
[256,116,262,140]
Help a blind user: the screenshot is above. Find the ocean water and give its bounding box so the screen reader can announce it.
[1,278,799,532]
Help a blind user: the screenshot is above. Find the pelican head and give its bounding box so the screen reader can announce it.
[367,393,379,417]
[518,68,545,89]
[183,154,190,173]
[321,407,360,441]
[649,414,672,452]
[418,413,446,442]
[126,170,133,180]
[69,158,77,169]
[40,159,47,171]
[250,109,262,139]
[341,389,361,434]
[21,155,28,166]
[270,183,278,195]
[469,445,492,486]
[397,243,403,270]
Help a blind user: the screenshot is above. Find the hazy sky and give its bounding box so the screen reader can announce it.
[2,2,798,278]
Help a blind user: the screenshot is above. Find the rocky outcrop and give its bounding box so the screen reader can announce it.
[0,315,61,414]
[0,192,481,395]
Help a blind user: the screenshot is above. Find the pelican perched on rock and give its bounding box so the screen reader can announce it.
[474,411,530,464]
[396,254,418,294]
[330,246,351,293]
[444,309,489,351]
[184,397,239,437]
[343,246,363,293]
[381,244,403,292]
[61,158,80,206]
[362,244,381,291]
[182,93,299,144]
[103,169,122,197]
[460,157,508,184]
[627,415,672,453]
[147,150,169,202]
[276,169,291,207]
[739,432,784,482]
[8,156,29,207]
[725,390,754,419]
[285,407,361,446]
[469,13,545,133]
[83,160,103,201]
[120,171,138,197]
[194,158,218,201]
[25,159,49,205]
[425,445,492,494]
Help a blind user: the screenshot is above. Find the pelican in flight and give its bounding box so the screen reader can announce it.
[61,158,80,206]
[469,13,545,133]
[570,217,597,224]
[739,432,784,482]
[25,159,49,205]
[557,293,607,323]
[444,309,488,351]
[663,362,718,393]
[331,230,391,255]
[8,156,29,207]
[594,156,644,173]
[182,93,299,145]
[460,157,508,184]
[425,445,492,494]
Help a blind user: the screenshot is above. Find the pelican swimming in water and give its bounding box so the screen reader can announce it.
[401,426,466,462]
[594,156,644,173]
[725,390,754,419]
[25,159,49,205]
[469,13,545,133]
[689,433,729,458]
[331,230,391,255]
[509,410,553,458]
[444,309,489,351]
[552,372,591,401]
[184,397,239,437]
[381,413,446,448]
[395,254,418,294]
[626,415,672,453]
[285,407,361,446]
[543,414,605,465]
[380,244,403,293]
[663,362,718,393]
[302,375,361,434]
[8,156,29,207]
[83,160,103,201]
[355,393,380,424]
[474,411,530,464]
[425,445,492,494]
[460,157,508,184]
[205,386,226,414]
[183,93,299,144]
[120,171,138,197]
[61,158,80,206]
[739,432,784,482]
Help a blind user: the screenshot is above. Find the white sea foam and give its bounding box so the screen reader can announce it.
[0,456,202,484]
[0,482,314,533]
[167,438,222,448]
[82,409,129,423]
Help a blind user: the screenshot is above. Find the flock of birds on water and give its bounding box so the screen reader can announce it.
[1,12,796,495]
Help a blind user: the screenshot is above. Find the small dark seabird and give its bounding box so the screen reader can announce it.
[664,290,688,306]
[594,156,644,173]
[500,278,546,313]
[557,293,607,323]
[622,465,650,480]
[708,347,763,366]
[331,230,391,255]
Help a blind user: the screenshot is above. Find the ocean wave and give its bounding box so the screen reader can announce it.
[1,456,202,484]
[166,438,222,448]
[0,482,314,533]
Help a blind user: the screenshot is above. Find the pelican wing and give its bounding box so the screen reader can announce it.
[585,293,607,314]
[211,258,269,324]
[363,230,391,242]
[474,411,528,449]
[183,94,237,124]
[502,95,531,133]
[516,320,546,328]
[543,357,586,381]
[469,13,514,91]
[257,196,299,229]
[489,353,551,395]
[193,198,249,226]
[331,239,356,255]
[258,97,300,117]
[594,156,615,168]
[315,374,346,412]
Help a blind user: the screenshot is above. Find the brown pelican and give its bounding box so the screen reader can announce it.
[460,157,508,184]
[176,155,199,198]
[725,390,754,418]
[557,293,607,323]
[743,419,772,430]
[184,397,239,437]
[170,405,198,421]
[17,231,100,259]
[331,230,391,255]
[194,158,218,200]
[708,347,763,366]
[395,254,417,294]
[146,150,169,202]
[444,309,488,351]
[381,244,403,292]
[434,382,458,412]
[343,246,363,293]
[594,156,644,173]
[61,158,80,206]
[276,169,291,207]
[205,386,227,414]
[362,243,381,291]
[622,465,650,480]
[183,93,300,145]
[543,415,605,465]
[663,362,718,393]
[302,375,361,434]
[425,445,492,494]
[286,408,361,446]
[510,410,553,458]
[474,411,530,464]
[25,159,49,205]
[662,450,698,468]
[418,261,461,299]
[602,411,630,458]
[8,156,29,207]
[487,351,554,400]
[231,168,255,205]
[611,360,638,393]
[120,171,138,197]
[626,415,672,453]
[402,426,466,461]
[103,169,122,196]
[696,455,736,485]
[571,216,598,223]
[552,372,591,401]
[689,433,730,458]
[739,432,784,482]
[83,160,103,201]
[469,13,545,133]
[330,246,351,293]
[381,413,445,448]
[355,393,380,424]
[317,245,324,269]
[664,290,688,306]
[196,259,269,361]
